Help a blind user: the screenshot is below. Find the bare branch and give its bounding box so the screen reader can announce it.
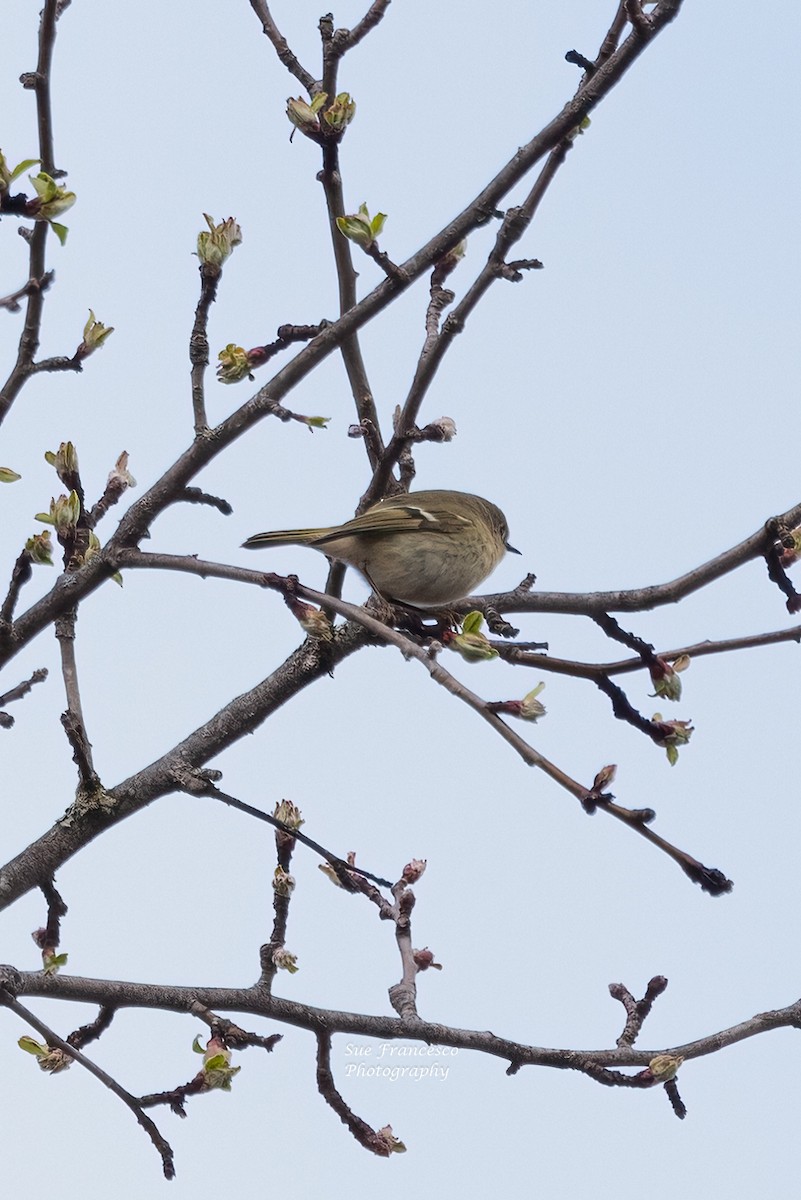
[331,1,392,57]
[0,667,48,725]
[36,876,68,962]
[55,609,99,789]
[0,990,175,1179]
[188,266,218,433]
[199,785,392,889]
[477,500,801,617]
[248,0,317,93]
[610,976,669,1047]
[0,0,66,425]
[316,1031,396,1155]
[14,969,801,1078]
[0,270,54,313]
[317,139,385,473]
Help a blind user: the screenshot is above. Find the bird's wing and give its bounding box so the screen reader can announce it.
[313,501,470,544]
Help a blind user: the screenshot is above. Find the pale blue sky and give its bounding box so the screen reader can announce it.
[2,2,800,1195]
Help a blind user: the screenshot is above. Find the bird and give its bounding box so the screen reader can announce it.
[242,488,519,607]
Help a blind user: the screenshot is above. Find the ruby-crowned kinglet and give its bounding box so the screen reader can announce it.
[242,489,520,606]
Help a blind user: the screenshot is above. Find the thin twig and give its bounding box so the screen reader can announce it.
[0,270,54,313]
[0,0,66,426]
[610,977,669,1048]
[317,138,385,472]
[189,266,219,433]
[499,623,801,678]
[68,1004,115,1050]
[315,1031,395,1155]
[0,990,175,1179]
[367,142,569,504]
[110,548,730,892]
[625,0,652,35]
[55,609,98,788]
[192,784,392,889]
[0,666,48,707]
[189,1001,282,1053]
[331,1,392,57]
[477,500,801,618]
[38,876,68,957]
[259,804,296,992]
[248,0,317,93]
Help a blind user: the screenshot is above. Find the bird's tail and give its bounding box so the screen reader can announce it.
[241,528,322,550]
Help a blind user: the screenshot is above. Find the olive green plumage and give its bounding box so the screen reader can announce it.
[242,489,519,606]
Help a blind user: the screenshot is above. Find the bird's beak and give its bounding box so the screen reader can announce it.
[505,541,521,555]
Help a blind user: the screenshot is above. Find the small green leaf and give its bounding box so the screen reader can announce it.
[10,157,39,183]
[461,611,484,635]
[18,1036,47,1056]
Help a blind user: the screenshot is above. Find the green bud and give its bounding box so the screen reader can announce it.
[80,530,102,566]
[0,149,39,193]
[336,202,387,250]
[286,92,328,136]
[461,611,485,635]
[196,214,242,270]
[42,951,68,976]
[18,1036,48,1056]
[273,799,304,830]
[272,947,299,973]
[648,1054,683,1082]
[198,1033,240,1090]
[36,491,81,537]
[78,310,114,357]
[446,611,498,662]
[45,441,79,483]
[25,531,53,565]
[201,1060,239,1089]
[272,866,296,896]
[18,1038,71,1073]
[216,343,253,384]
[567,115,592,141]
[0,467,21,483]
[652,714,694,765]
[649,654,690,703]
[375,1126,407,1155]
[448,632,498,662]
[28,171,76,219]
[321,92,356,132]
[519,683,547,721]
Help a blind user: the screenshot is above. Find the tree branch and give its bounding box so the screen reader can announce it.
[14,969,801,1077]
[0,989,175,1178]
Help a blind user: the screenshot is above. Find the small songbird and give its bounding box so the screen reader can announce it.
[242,488,520,606]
